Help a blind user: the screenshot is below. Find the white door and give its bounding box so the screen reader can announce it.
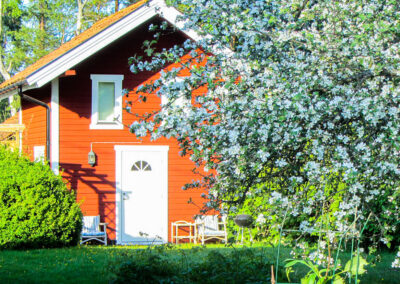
[115,146,168,245]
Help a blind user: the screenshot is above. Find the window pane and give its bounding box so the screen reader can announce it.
[98,82,115,121]
[131,160,152,172]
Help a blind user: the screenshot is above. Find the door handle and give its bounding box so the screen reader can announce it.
[122,191,132,200]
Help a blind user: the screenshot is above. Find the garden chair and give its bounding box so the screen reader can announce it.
[195,215,227,244]
[80,215,108,245]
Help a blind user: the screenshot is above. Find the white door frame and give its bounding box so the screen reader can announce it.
[114,145,169,244]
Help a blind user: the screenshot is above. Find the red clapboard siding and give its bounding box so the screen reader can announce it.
[23,20,209,242]
[21,20,210,242]
[22,85,51,159]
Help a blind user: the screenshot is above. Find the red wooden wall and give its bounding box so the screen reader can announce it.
[22,18,207,241]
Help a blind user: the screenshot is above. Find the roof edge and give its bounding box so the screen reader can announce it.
[0,80,28,100]
[0,0,151,92]
[25,0,173,88]
[0,0,202,95]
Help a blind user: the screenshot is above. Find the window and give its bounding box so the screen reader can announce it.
[131,160,152,171]
[90,74,124,129]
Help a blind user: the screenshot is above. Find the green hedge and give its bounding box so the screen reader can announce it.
[112,246,277,283]
[0,146,82,249]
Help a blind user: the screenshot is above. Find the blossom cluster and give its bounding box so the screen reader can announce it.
[393,250,400,268]
[129,0,400,259]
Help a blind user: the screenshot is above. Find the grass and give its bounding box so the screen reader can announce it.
[0,244,398,283]
[0,247,114,283]
[359,252,400,284]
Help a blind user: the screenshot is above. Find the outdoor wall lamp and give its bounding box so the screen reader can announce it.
[88,147,96,167]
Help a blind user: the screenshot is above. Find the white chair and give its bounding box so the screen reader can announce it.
[195,215,227,245]
[171,220,196,244]
[80,216,108,245]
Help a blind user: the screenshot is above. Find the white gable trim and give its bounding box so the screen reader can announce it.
[25,0,199,89]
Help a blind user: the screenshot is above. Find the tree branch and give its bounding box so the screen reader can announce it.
[293,0,310,21]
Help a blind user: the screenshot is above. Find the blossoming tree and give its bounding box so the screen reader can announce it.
[129,0,400,267]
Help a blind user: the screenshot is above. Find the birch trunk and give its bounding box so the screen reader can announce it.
[0,0,11,81]
[75,0,88,35]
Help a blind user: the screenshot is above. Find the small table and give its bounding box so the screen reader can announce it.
[171,221,197,244]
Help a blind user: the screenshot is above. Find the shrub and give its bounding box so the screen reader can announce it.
[232,182,400,252]
[187,249,273,284]
[112,252,179,284]
[0,146,82,249]
[112,246,276,283]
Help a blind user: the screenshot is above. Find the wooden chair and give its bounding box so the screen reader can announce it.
[80,216,108,245]
[171,220,196,244]
[195,215,227,245]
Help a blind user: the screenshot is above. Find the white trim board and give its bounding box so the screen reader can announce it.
[51,78,60,174]
[115,145,169,152]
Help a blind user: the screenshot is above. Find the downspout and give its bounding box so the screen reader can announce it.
[18,85,51,162]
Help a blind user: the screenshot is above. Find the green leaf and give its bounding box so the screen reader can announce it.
[145,48,154,56]
[301,273,317,284]
[285,259,307,267]
[332,275,345,284]
[286,266,294,282]
[344,256,368,275]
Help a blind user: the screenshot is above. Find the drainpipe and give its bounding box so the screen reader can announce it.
[18,85,51,162]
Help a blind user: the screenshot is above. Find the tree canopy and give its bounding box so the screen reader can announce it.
[0,0,140,81]
[0,0,140,121]
[129,0,400,258]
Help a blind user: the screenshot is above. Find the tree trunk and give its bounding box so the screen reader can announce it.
[0,61,11,81]
[75,0,85,35]
[0,0,11,81]
[0,0,2,39]
[39,0,46,31]
[115,0,119,12]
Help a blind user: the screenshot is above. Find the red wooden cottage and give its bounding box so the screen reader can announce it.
[0,0,208,244]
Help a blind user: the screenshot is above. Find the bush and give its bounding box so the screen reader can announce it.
[113,253,179,283]
[187,249,273,284]
[112,246,276,283]
[0,146,82,249]
[232,182,400,252]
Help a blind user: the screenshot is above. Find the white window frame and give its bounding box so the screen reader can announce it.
[90,74,124,130]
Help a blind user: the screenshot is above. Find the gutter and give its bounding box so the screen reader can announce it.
[0,80,28,97]
[18,85,50,162]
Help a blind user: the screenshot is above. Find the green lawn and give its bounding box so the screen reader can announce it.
[0,246,122,283]
[0,244,398,283]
